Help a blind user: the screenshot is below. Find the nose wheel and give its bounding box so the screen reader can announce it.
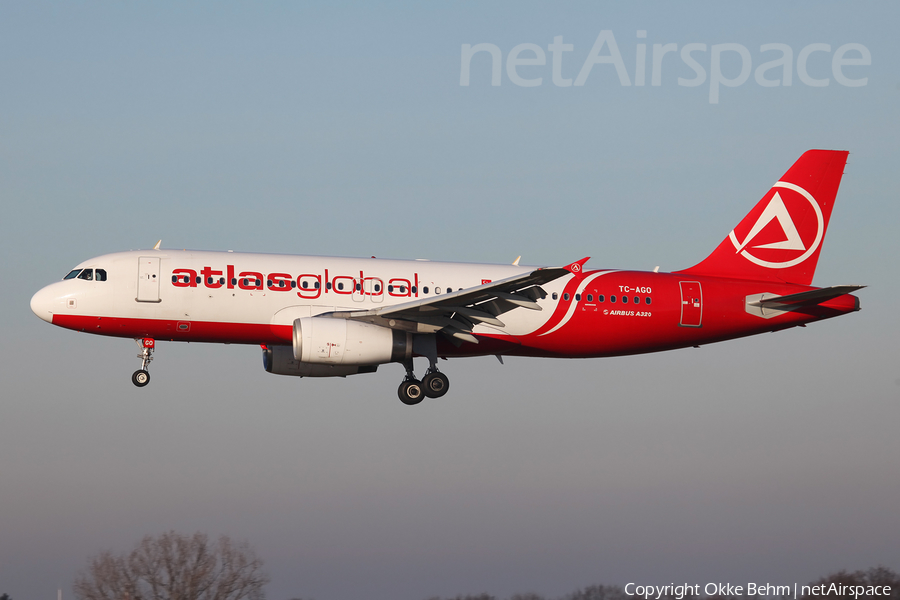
[132,369,150,387]
[132,338,155,388]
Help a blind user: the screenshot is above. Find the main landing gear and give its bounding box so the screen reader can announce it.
[397,360,450,406]
[132,338,155,387]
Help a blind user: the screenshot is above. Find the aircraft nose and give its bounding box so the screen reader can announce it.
[30,285,56,323]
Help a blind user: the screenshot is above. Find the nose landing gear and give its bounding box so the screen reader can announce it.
[132,338,155,387]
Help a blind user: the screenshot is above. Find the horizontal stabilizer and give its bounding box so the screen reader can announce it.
[755,285,865,307]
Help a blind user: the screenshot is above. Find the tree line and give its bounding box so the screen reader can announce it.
[2,533,894,600]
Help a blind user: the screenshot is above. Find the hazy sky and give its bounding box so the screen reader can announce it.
[2,3,898,600]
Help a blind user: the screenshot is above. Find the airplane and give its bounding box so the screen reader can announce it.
[30,150,863,405]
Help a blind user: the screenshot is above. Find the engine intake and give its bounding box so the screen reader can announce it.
[293,317,412,365]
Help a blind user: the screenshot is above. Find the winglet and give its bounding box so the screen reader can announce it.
[512,256,521,266]
[564,257,590,274]
[153,240,162,250]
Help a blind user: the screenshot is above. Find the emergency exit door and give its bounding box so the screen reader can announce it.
[137,257,161,302]
[679,281,702,327]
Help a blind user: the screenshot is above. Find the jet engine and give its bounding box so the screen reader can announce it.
[262,345,379,377]
[293,317,412,366]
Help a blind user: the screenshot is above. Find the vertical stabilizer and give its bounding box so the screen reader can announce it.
[676,150,849,285]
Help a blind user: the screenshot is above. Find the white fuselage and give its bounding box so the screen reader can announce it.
[30,250,564,346]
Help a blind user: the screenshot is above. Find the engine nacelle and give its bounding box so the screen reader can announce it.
[293,317,412,366]
[262,345,378,377]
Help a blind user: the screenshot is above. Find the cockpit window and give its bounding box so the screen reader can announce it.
[65,268,107,281]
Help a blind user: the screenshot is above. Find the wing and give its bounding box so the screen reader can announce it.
[322,257,589,344]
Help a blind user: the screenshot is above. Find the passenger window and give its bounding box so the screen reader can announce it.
[95,269,107,281]
[552,292,558,300]
[610,295,616,303]
[314,281,320,289]
[291,281,297,288]
[231,278,237,286]
[78,269,93,281]
[622,296,628,304]
[598,294,605,302]
[388,285,394,292]
[447,288,452,293]
[412,286,417,294]
[196,276,202,284]
[374,283,381,292]
[435,287,441,294]
[645,297,652,305]
[423,286,429,294]
[575,293,581,301]
[337,282,344,290]
[64,269,82,280]
[301,281,308,289]
[563,293,570,301]
[587,294,593,302]
[326,282,332,290]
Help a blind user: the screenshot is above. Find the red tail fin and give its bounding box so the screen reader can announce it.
[676,149,849,285]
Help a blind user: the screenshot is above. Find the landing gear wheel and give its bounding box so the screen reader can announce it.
[132,369,150,387]
[422,371,450,398]
[132,338,155,388]
[398,379,424,405]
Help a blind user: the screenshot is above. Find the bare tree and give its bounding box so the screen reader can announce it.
[73,531,269,600]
